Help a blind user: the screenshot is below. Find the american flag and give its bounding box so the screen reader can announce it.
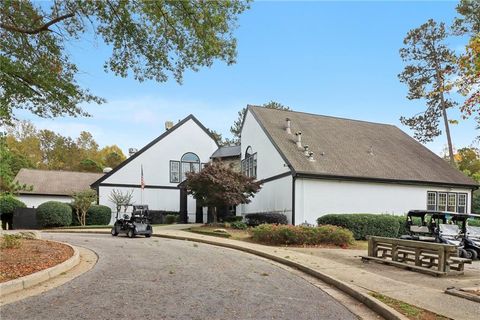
[141,165,145,190]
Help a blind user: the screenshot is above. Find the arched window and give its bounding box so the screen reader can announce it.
[170,152,202,183]
[241,146,257,178]
[180,152,200,181]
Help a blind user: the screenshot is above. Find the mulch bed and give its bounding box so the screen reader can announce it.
[0,239,73,283]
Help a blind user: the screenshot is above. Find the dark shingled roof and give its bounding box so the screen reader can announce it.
[249,106,477,187]
[15,169,104,196]
[211,145,241,158]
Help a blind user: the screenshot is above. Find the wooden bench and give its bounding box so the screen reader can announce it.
[361,236,472,276]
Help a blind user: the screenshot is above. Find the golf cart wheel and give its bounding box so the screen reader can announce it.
[145,233,151,238]
[127,229,135,238]
[459,248,468,258]
[465,249,478,260]
[111,228,118,236]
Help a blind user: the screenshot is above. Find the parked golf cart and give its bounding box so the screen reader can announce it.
[400,210,468,257]
[454,213,480,260]
[111,204,153,238]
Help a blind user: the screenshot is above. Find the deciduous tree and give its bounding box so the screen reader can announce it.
[71,189,97,226]
[0,0,250,125]
[185,162,261,223]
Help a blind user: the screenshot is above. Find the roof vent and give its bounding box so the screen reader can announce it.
[128,148,138,157]
[295,131,302,149]
[285,118,291,134]
[308,152,315,162]
[103,167,113,173]
[303,145,309,156]
[165,121,174,130]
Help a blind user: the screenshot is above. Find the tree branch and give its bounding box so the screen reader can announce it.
[0,12,74,34]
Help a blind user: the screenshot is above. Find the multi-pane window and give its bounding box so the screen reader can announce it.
[437,193,447,211]
[427,192,436,211]
[170,161,180,183]
[447,193,457,212]
[426,191,468,213]
[170,152,201,183]
[241,146,257,178]
[458,193,467,214]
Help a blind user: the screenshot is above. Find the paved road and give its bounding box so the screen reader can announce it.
[1,233,357,320]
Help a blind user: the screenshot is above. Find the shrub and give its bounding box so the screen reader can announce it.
[230,221,248,230]
[1,234,23,249]
[317,214,402,240]
[223,216,243,223]
[251,224,354,246]
[245,213,288,227]
[148,210,180,224]
[164,214,178,224]
[0,194,26,218]
[86,205,112,225]
[36,201,72,227]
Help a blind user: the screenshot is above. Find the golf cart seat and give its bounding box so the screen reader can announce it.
[466,226,480,244]
[410,225,430,233]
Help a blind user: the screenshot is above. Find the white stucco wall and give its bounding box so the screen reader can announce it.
[295,178,473,225]
[240,110,291,179]
[17,194,73,208]
[97,117,218,223]
[240,175,293,223]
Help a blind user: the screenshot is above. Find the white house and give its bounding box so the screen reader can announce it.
[239,106,477,224]
[91,115,219,224]
[91,107,477,226]
[14,169,104,208]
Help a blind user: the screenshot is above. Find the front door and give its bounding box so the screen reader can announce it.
[179,188,188,223]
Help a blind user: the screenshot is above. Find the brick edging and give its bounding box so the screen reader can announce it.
[0,241,80,297]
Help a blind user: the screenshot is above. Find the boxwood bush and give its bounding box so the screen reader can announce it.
[230,221,248,230]
[317,214,403,240]
[36,201,72,227]
[164,214,178,224]
[245,213,288,227]
[0,194,26,218]
[223,216,243,223]
[86,205,112,225]
[251,224,354,246]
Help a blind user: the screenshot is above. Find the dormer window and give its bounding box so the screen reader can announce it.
[241,146,257,178]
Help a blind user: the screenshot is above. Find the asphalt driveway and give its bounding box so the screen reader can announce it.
[0,233,357,320]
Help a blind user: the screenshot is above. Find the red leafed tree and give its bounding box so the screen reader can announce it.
[185,162,262,223]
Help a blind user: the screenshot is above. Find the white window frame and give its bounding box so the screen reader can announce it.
[457,193,467,214]
[447,193,457,212]
[437,192,447,211]
[427,191,437,211]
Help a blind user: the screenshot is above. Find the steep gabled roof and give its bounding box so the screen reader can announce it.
[15,169,103,196]
[211,145,241,158]
[91,114,219,187]
[248,106,477,188]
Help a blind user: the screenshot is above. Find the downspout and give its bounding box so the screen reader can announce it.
[292,173,296,225]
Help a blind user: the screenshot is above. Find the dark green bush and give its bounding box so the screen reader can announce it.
[165,214,178,224]
[245,213,288,227]
[251,224,354,246]
[230,221,248,230]
[36,201,72,227]
[317,214,402,240]
[0,194,26,218]
[223,216,243,223]
[86,205,112,225]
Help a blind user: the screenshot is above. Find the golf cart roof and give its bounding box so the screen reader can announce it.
[407,210,480,219]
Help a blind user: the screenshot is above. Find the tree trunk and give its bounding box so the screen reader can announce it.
[440,95,455,165]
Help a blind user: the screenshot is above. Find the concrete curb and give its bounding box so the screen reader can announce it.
[154,233,409,320]
[0,241,80,298]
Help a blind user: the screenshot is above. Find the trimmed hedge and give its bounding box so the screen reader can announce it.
[86,205,112,225]
[0,195,26,218]
[165,214,178,224]
[148,210,180,224]
[37,201,72,227]
[223,216,243,223]
[251,224,354,246]
[317,214,403,240]
[245,213,288,227]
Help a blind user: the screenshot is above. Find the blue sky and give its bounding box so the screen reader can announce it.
[21,0,478,155]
